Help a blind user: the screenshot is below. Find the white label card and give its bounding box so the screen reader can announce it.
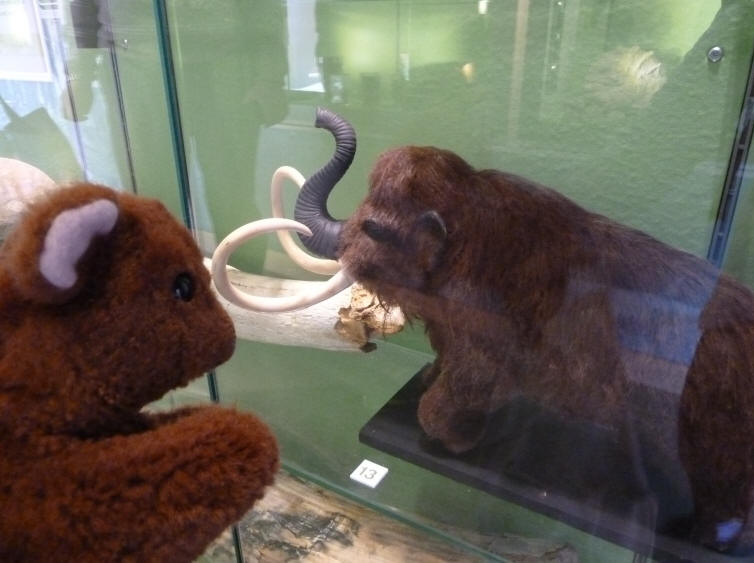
[350,459,389,488]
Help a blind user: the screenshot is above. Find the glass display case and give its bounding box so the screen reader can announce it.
[2,1,754,561]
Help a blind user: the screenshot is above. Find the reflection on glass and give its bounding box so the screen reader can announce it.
[182,2,752,561]
[0,0,53,82]
[0,0,144,189]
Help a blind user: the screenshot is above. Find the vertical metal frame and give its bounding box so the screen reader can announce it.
[152,0,194,231]
[151,7,239,559]
[707,49,754,267]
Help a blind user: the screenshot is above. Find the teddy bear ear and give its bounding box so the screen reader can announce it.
[4,195,120,304]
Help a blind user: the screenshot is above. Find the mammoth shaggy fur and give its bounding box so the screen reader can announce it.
[337,146,754,553]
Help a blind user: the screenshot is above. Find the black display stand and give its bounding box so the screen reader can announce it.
[359,367,745,563]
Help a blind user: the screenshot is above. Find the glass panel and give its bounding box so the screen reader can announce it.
[3,1,753,562]
[95,0,182,209]
[0,1,183,215]
[163,1,754,562]
[725,147,754,284]
[1,1,127,187]
[0,0,216,556]
[721,74,754,284]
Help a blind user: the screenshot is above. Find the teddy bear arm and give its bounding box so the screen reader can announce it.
[14,406,278,562]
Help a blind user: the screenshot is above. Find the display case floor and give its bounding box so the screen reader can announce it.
[200,471,577,562]
[359,369,742,563]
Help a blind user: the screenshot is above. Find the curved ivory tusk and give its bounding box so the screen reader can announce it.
[270,166,341,275]
[211,217,353,313]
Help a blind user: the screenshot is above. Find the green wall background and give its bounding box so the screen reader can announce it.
[157,0,753,277]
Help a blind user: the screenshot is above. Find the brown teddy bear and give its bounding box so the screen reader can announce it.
[0,183,278,562]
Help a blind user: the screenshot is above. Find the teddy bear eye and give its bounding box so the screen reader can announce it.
[172,273,195,302]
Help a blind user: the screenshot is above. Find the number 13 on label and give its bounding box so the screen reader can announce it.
[350,459,389,488]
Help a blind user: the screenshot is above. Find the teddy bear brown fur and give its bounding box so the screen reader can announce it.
[0,183,278,562]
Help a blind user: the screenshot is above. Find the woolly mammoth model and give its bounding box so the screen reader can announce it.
[212,109,754,554]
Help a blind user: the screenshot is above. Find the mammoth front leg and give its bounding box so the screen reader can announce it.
[11,406,278,563]
[417,346,512,454]
[419,360,441,386]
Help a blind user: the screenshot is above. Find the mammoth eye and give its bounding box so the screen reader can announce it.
[172,273,195,302]
[362,219,396,244]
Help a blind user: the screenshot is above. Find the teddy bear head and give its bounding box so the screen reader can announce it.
[0,183,235,437]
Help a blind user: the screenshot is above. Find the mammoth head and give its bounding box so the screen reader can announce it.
[211,109,454,313]
[293,111,451,288]
[336,147,472,297]
[295,117,456,302]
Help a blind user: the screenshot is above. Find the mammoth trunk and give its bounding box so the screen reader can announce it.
[294,107,356,259]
